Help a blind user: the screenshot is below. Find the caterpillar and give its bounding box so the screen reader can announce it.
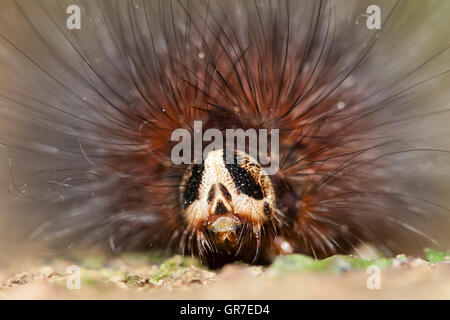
[0,0,449,268]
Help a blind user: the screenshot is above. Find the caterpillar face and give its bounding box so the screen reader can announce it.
[181,149,275,258]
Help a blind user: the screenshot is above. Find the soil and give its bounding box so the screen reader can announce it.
[1,250,450,299]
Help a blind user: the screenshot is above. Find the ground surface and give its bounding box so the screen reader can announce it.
[1,249,450,299]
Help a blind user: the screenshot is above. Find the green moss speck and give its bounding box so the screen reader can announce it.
[267,254,393,276]
[425,248,450,263]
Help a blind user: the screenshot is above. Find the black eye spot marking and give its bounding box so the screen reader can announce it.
[224,153,263,200]
[207,185,216,204]
[182,164,204,209]
[215,200,228,215]
[264,202,272,216]
[219,183,232,201]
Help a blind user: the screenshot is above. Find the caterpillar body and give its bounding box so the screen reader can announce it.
[0,0,450,267]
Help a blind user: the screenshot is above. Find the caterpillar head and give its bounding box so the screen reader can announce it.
[180,149,276,262]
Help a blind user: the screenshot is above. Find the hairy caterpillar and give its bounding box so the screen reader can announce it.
[0,0,449,267]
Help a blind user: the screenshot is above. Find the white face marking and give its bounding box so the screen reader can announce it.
[181,149,275,236]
